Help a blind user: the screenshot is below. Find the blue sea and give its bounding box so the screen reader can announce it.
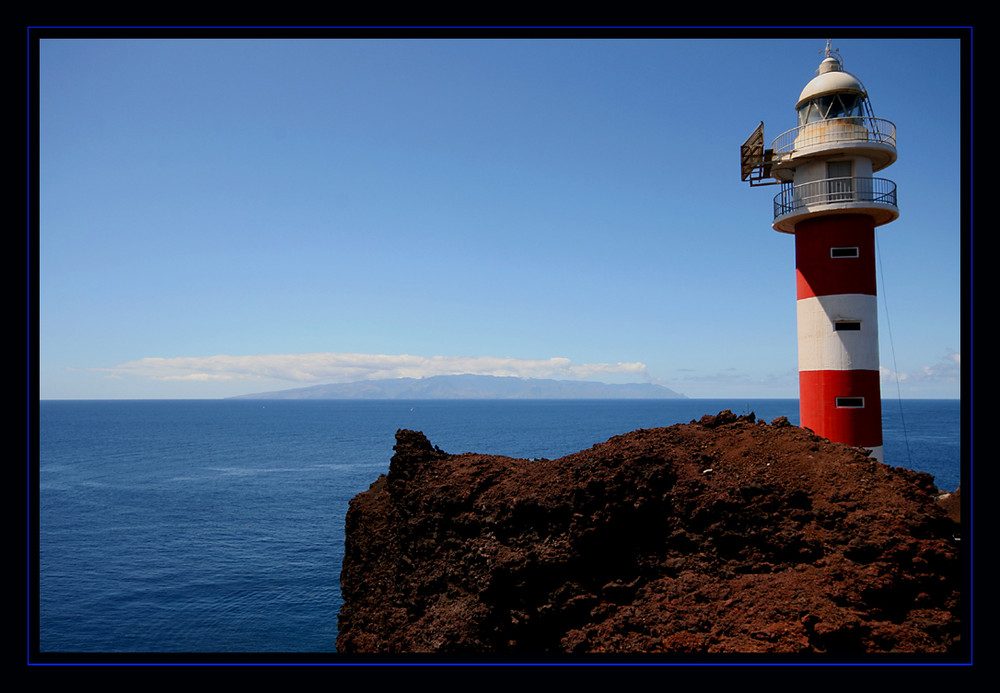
[33,398,963,656]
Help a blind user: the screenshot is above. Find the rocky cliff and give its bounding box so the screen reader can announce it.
[336,411,964,657]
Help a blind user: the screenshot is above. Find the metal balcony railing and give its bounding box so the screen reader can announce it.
[770,116,897,157]
[773,176,897,218]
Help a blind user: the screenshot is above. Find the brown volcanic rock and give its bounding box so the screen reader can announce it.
[336,412,963,655]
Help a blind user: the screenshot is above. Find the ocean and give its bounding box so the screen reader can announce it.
[33,398,963,656]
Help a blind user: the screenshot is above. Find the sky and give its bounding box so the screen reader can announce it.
[33,30,967,399]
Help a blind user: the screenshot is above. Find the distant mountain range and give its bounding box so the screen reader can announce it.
[230,374,686,400]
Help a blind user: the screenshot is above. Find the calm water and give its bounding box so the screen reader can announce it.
[33,398,962,656]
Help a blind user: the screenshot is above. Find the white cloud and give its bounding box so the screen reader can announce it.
[880,350,961,386]
[98,352,651,385]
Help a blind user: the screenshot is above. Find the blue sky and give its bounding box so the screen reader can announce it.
[35,32,966,399]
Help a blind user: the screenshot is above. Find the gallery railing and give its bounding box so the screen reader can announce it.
[773,176,897,218]
[770,116,897,157]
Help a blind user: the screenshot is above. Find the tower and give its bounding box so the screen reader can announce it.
[741,42,898,461]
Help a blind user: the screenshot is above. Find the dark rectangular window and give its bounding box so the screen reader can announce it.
[831,247,859,258]
[836,397,865,408]
[835,321,862,331]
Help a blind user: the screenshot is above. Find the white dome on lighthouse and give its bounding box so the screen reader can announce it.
[792,48,871,128]
[795,56,867,110]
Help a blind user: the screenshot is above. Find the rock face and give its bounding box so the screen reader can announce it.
[336,412,963,655]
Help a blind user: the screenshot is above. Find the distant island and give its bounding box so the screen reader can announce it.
[230,374,686,400]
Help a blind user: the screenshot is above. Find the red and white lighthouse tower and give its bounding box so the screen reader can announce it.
[742,42,898,461]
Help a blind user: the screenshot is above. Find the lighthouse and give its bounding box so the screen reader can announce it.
[741,42,898,461]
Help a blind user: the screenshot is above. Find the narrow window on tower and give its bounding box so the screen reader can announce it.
[836,397,865,408]
[834,320,862,331]
[830,246,859,258]
[827,160,854,201]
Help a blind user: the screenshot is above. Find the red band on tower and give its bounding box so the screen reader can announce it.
[798,369,883,448]
[795,215,877,300]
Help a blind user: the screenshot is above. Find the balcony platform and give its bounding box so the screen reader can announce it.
[772,176,898,233]
[769,117,897,182]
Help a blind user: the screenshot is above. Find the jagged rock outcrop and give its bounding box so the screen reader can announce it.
[336,412,963,655]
